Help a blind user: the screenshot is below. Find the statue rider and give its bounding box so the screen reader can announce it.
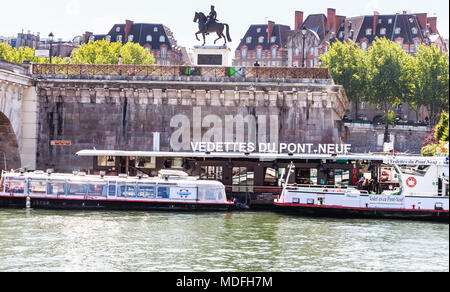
[205,5,218,31]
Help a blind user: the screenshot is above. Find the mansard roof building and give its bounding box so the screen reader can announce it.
[234,9,447,68]
[85,20,189,65]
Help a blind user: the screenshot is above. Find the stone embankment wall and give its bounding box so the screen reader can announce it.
[35,75,348,172]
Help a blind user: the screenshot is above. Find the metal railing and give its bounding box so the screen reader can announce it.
[31,64,332,80]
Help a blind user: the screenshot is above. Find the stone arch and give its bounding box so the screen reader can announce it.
[0,112,21,171]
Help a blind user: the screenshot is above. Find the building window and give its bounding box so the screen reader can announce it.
[388,18,392,24]
[414,41,420,52]
[257,48,262,59]
[161,47,166,58]
[294,48,299,56]
[146,35,152,42]
[242,48,247,59]
[380,28,386,35]
[246,36,252,44]
[89,35,95,42]
[310,60,314,67]
[105,35,111,42]
[128,35,134,42]
[378,19,382,24]
[271,47,277,58]
[339,31,345,38]
[395,27,401,34]
[397,40,403,47]
[270,36,277,43]
[159,35,165,42]
[293,61,299,67]
[256,28,261,33]
[154,27,158,32]
[366,28,372,35]
[116,27,121,32]
[361,42,368,51]
[411,27,418,34]
[116,35,122,42]
[258,36,264,43]
[310,48,314,56]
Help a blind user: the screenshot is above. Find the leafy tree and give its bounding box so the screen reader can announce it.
[412,45,449,126]
[365,38,415,143]
[435,112,449,142]
[320,41,367,119]
[1,42,68,64]
[71,40,155,65]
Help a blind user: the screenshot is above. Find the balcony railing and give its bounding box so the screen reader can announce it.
[31,64,332,80]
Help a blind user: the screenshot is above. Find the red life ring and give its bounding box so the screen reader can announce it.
[380,171,389,182]
[406,177,417,188]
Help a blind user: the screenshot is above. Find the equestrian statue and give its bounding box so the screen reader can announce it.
[194,6,232,46]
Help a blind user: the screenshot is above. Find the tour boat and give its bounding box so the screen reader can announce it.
[0,169,234,211]
[274,157,449,222]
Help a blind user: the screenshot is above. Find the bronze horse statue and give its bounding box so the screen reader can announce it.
[193,12,232,46]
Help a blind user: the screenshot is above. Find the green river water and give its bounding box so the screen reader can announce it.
[0,209,448,272]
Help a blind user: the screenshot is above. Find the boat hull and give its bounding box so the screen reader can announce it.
[274,203,449,223]
[0,196,233,212]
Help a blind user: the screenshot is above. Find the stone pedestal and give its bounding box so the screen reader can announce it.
[191,46,231,66]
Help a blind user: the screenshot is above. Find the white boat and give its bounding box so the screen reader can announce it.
[275,156,449,222]
[0,169,234,211]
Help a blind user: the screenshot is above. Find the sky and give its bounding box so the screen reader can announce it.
[1,0,448,51]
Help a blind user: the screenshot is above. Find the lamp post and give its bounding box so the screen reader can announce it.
[48,32,54,64]
[301,26,307,68]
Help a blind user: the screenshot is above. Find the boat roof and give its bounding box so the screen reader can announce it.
[3,171,224,187]
[76,150,449,165]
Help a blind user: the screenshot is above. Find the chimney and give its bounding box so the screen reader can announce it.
[295,11,304,31]
[268,21,275,43]
[125,20,134,41]
[414,13,427,30]
[84,31,93,43]
[427,17,437,34]
[326,8,336,31]
[373,11,379,34]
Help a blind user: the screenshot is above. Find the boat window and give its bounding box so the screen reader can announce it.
[28,179,47,195]
[295,168,311,185]
[135,157,156,169]
[310,169,318,185]
[119,185,137,197]
[48,181,66,195]
[198,186,224,202]
[108,182,117,196]
[4,178,25,194]
[87,183,107,197]
[137,185,156,198]
[232,167,254,186]
[67,183,87,196]
[98,156,116,167]
[264,168,278,186]
[200,166,223,180]
[399,165,430,177]
[157,187,170,199]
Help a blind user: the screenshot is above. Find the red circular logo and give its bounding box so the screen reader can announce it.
[406,177,417,188]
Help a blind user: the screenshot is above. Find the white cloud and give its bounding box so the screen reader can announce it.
[364,0,381,14]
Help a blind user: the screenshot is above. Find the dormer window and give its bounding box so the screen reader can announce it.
[116,27,121,32]
[409,18,414,23]
[246,37,252,44]
[159,35,165,42]
[270,36,276,43]
[339,31,345,38]
[256,28,261,33]
[395,27,401,34]
[116,35,122,42]
[105,35,111,42]
[380,28,386,35]
[154,27,158,32]
[411,27,418,34]
[258,36,264,43]
[366,28,372,35]
[128,35,134,42]
[146,35,152,42]
[388,18,393,24]
[89,35,95,42]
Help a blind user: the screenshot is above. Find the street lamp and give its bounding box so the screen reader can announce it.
[301,26,308,68]
[48,32,54,64]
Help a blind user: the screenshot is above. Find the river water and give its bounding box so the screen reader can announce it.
[0,209,448,272]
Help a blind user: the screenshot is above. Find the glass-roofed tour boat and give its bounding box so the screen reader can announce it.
[0,169,233,211]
